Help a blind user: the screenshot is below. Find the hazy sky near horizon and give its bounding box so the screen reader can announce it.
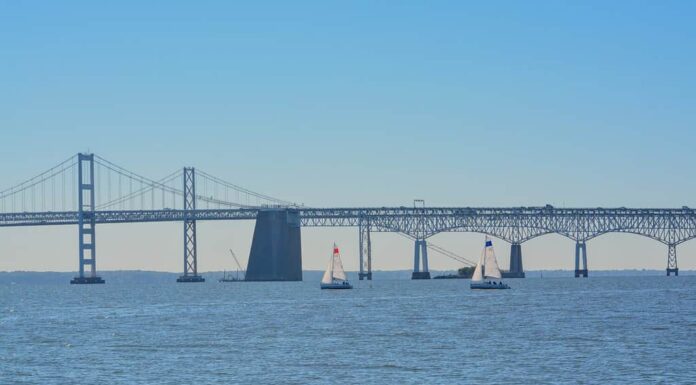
[1,1,695,273]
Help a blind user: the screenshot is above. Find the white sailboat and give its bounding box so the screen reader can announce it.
[470,237,510,290]
[320,244,353,290]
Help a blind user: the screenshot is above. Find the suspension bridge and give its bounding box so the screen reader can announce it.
[1,153,694,283]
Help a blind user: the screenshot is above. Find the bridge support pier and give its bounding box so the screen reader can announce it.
[507,243,525,278]
[358,219,372,280]
[245,209,302,281]
[574,241,588,278]
[177,167,204,283]
[412,239,430,279]
[666,244,678,276]
[71,154,104,284]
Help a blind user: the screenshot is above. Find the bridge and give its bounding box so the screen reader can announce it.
[1,153,694,282]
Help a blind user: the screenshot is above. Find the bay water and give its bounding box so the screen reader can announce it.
[2,276,695,384]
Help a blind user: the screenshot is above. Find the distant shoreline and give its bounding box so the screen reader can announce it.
[1,269,693,274]
[1,269,694,284]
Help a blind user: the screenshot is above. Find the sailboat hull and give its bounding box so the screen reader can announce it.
[470,281,510,290]
[320,282,353,290]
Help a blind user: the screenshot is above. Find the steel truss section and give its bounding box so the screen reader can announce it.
[5,206,696,247]
[2,206,696,275]
[298,207,696,245]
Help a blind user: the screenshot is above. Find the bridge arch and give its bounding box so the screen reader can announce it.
[425,223,557,244]
[676,234,696,246]
[584,229,668,245]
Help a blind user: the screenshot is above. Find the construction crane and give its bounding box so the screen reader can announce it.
[219,249,246,282]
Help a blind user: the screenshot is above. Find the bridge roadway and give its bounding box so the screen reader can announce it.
[1,206,695,278]
[2,206,696,242]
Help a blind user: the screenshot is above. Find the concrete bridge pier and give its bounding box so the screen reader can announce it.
[358,220,372,280]
[574,241,588,278]
[412,239,430,279]
[245,209,303,281]
[507,243,525,278]
[666,244,678,276]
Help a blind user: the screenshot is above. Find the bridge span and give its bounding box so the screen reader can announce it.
[1,154,694,282]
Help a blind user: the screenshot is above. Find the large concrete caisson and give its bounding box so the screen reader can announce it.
[245,208,303,281]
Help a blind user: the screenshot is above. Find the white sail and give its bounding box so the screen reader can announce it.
[483,238,502,279]
[471,245,485,281]
[331,246,347,281]
[321,257,333,284]
[471,261,483,282]
[322,244,347,284]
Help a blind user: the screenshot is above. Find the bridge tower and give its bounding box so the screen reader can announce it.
[358,218,372,280]
[412,239,431,279]
[666,244,678,276]
[177,167,204,282]
[574,241,588,278]
[70,153,104,284]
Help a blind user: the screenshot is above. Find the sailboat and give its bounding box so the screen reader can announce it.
[470,237,510,290]
[320,244,353,290]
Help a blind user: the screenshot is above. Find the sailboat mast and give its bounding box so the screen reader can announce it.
[481,244,486,278]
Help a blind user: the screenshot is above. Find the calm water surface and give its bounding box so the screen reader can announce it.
[2,276,695,384]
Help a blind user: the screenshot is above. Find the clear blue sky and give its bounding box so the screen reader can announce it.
[1,1,695,272]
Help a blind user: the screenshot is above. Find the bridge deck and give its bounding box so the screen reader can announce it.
[1,207,695,244]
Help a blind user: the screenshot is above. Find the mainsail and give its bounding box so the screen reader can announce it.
[331,247,347,281]
[322,244,347,283]
[483,237,502,279]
